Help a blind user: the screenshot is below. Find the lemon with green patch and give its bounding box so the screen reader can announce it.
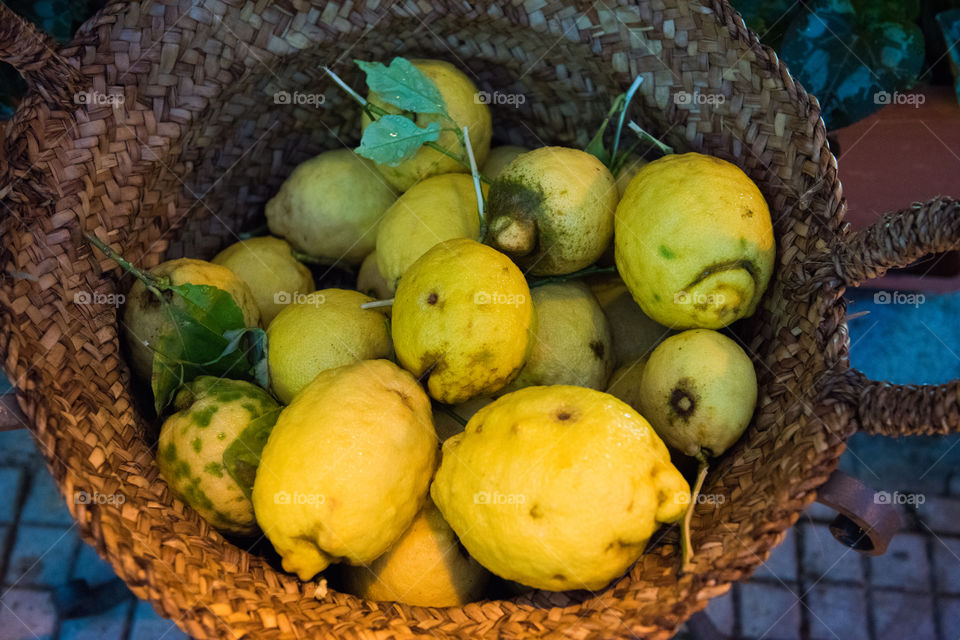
[614,152,775,329]
[431,385,690,591]
[485,146,618,275]
[252,360,437,580]
[392,238,534,404]
[157,376,281,536]
[362,59,492,192]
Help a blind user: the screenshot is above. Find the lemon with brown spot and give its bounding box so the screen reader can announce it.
[431,385,690,591]
[392,238,534,404]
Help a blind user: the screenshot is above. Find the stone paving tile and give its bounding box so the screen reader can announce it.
[868,532,930,591]
[71,542,120,586]
[753,528,797,582]
[703,587,735,636]
[58,601,131,640]
[800,522,865,584]
[0,466,24,523]
[931,536,960,595]
[871,590,936,640]
[0,587,57,639]
[20,470,74,527]
[916,496,960,536]
[129,600,189,640]
[806,583,868,640]
[5,525,79,588]
[738,583,801,640]
[940,596,960,640]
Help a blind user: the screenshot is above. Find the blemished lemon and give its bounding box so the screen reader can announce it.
[505,281,612,390]
[614,153,775,329]
[392,238,534,404]
[341,497,490,606]
[157,377,281,536]
[212,236,315,325]
[266,288,392,403]
[638,329,757,457]
[431,385,690,591]
[362,59,492,192]
[123,258,260,381]
[265,149,397,265]
[375,173,484,292]
[485,146,618,275]
[252,360,437,580]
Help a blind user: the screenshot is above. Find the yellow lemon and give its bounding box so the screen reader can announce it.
[605,357,648,412]
[252,360,437,580]
[431,385,690,591]
[392,238,533,404]
[123,258,260,381]
[265,149,397,265]
[587,273,673,366]
[342,497,490,607]
[363,59,492,192]
[356,250,392,302]
[266,289,392,403]
[212,236,315,325]
[614,153,775,328]
[481,145,528,180]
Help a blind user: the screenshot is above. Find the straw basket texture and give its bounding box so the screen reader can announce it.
[2,0,959,637]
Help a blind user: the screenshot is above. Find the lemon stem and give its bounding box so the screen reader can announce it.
[628,120,674,155]
[528,265,616,288]
[85,233,165,300]
[461,125,487,239]
[322,66,368,106]
[681,451,710,573]
[360,298,394,310]
[610,75,644,162]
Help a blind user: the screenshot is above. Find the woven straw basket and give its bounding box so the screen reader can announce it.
[2,0,959,637]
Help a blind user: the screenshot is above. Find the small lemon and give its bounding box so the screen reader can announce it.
[363,59,492,192]
[587,273,673,366]
[485,146,618,275]
[639,329,757,457]
[481,145,528,180]
[212,236,315,325]
[392,238,533,404]
[431,385,690,591]
[266,149,397,265]
[342,497,490,607]
[356,250,392,302]
[266,289,392,403]
[376,173,484,292]
[506,281,612,390]
[123,258,260,381]
[605,358,648,412]
[157,376,281,536]
[252,359,437,580]
[614,152,775,328]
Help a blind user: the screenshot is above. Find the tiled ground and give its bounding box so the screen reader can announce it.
[2,290,960,639]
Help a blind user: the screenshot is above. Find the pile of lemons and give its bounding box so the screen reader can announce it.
[128,58,775,605]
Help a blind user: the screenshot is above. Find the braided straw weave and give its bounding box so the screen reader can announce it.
[2,0,959,637]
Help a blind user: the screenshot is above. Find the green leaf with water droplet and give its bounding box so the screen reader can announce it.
[356,57,448,115]
[355,115,441,166]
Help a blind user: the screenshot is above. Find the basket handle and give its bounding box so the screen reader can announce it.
[0,3,81,105]
[803,196,960,437]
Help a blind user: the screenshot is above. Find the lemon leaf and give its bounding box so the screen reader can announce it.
[356,57,448,115]
[355,116,441,166]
